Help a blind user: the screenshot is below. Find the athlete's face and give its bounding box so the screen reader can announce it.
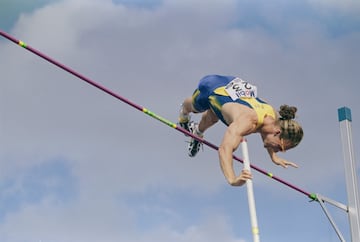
[263,134,286,153]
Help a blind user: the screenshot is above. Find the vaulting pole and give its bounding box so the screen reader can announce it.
[0,30,315,200]
[241,140,260,242]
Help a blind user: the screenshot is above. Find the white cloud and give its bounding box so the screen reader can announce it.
[0,196,247,242]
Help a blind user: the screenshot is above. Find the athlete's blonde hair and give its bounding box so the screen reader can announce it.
[278,105,304,148]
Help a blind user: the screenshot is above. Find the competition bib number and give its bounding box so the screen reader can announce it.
[225,78,257,100]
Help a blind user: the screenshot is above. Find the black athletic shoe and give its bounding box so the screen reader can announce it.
[188,122,203,157]
[178,118,191,133]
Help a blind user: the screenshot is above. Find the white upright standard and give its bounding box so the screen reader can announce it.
[338,107,360,242]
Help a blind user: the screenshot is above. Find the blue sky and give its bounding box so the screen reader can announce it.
[1,0,360,241]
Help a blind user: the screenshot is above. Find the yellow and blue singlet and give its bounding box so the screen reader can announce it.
[191,75,276,128]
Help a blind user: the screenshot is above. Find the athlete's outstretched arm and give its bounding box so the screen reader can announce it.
[218,120,254,186]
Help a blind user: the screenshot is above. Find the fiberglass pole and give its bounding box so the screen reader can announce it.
[241,140,260,242]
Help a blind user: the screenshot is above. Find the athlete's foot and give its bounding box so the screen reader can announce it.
[188,122,203,157]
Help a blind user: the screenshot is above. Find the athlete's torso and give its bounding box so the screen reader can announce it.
[205,76,276,128]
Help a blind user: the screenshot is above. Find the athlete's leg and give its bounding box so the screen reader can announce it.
[180,97,200,115]
[179,96,200,132]
[187,109,219,157]
[198,109,219,133]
